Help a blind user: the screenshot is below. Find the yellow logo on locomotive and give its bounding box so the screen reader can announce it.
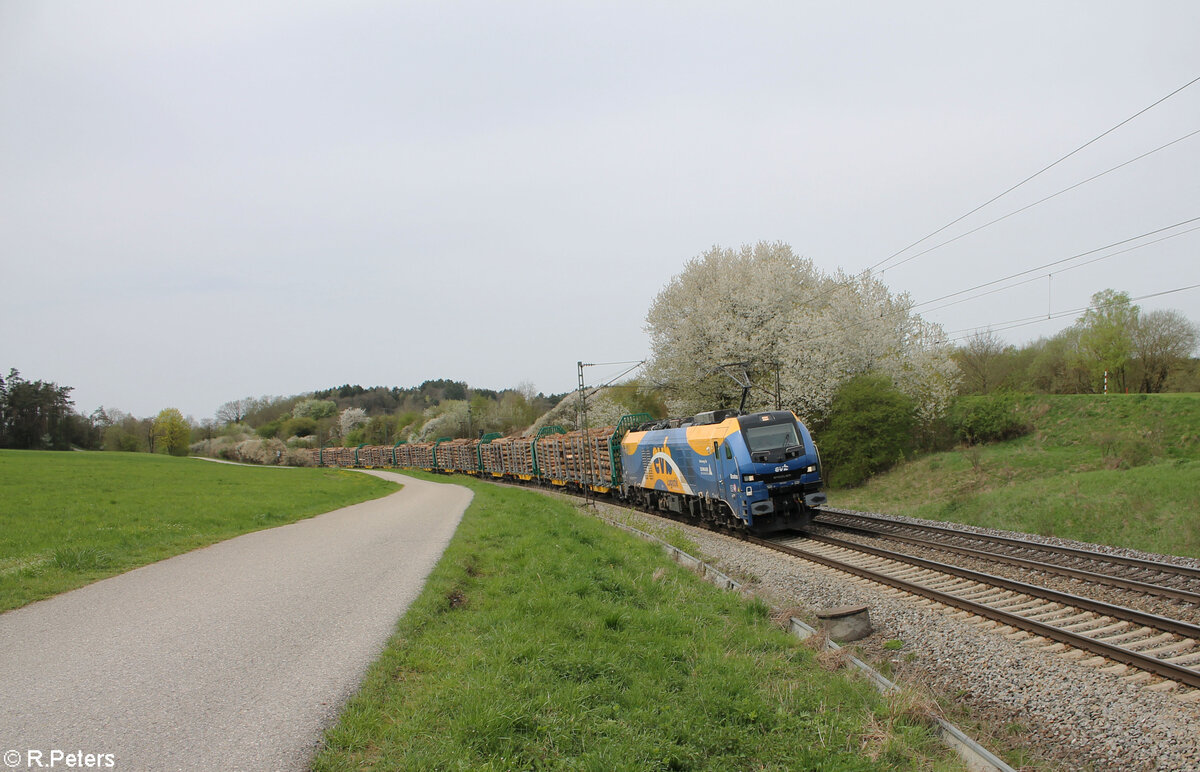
[641,443,694,495]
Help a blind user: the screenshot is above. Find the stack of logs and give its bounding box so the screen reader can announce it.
[536,427,615,484]
[309,426,619,488]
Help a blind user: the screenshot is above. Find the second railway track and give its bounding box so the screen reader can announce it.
[756,527,1200,695]
[816,507,1200,596]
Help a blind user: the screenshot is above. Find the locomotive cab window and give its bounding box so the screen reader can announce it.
[743,422,803,463]
[744,424,799,452]
[724,444,732,460]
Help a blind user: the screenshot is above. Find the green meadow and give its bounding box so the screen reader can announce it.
[313,473,959,771]
[831,393,1200,558]
[0,450,397,612]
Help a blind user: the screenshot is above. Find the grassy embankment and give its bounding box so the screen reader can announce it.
[831,393,1200,558]
[0,450,398,612]
[314,473,960,771]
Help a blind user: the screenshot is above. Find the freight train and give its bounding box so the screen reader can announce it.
[311,408,826,533]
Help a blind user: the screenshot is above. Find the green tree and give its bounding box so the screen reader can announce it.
[152,408,191,456]
[1076,289,1139,393]
[292,399,338,420]
[0,369,75,449]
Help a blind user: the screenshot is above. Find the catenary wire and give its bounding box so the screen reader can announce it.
[919,224,1200,315]
[785,218,1200,348]
[945,283,1200,343]
[911,215,1200,310]
[867,74,1200,274]
[879,127,1200,274]
[787,123,1200,314]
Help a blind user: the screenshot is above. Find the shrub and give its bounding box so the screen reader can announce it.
[949,394,1032,445]
[284,447,315,467]
[234,438,288,465]
[256,418,284,439]
[281,416,317,438]
[817,375,916,488]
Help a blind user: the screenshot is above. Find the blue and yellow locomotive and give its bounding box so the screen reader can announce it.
[620,409,826,533]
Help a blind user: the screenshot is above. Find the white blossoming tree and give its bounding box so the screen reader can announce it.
[644,241,959,422]
[337,407,368,438]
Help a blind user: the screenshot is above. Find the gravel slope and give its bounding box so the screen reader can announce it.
[0,471,470,771]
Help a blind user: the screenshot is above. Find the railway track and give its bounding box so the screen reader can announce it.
[816,507,1200,599]
[755,529,1200,694]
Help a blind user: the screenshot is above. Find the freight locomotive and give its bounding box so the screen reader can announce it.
[311,408,826,533]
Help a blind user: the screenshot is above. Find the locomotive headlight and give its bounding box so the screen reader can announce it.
[804,465,817,473]
[742,474,756,482]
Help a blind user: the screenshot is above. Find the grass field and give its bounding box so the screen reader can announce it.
[831,393,1200,558]
[0,450,398,612]
[313,473,959,771]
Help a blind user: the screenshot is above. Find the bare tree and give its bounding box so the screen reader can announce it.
[215,397,256,426]
[956,329,1009,394]
[1131,309,1200,393]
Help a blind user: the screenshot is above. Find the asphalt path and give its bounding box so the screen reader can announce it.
[0,470,471,771]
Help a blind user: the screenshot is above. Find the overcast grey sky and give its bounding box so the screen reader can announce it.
[3,1,1198,419]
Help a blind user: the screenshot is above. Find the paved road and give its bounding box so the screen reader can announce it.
[0,471,470,771]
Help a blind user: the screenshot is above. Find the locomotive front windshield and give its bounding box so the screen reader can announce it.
[743,423,800,453]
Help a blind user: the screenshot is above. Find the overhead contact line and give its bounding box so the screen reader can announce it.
[868,74,1200,275]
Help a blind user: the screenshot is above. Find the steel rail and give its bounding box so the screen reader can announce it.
[802,532,1200,639]
[818,507,1200,582]
[814,520,1200,604]
[748,534,1200,690]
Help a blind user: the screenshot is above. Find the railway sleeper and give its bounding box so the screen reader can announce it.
[1058,649,1090,661]
[1044,611,1095,627]
[1140,638,1195,657]
[1124,632,1181,651]
[1030,607,1089,624]
[1146,680,1180,693]
[1021,603,1067,621]
[1068,618,1127,636]
[1165,650,1200,666]
[1099,626,1157,645]
[1121,672,1155,685]
[957,587,1013,602]
[918,575,961,588]
[992,597,1044,613]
